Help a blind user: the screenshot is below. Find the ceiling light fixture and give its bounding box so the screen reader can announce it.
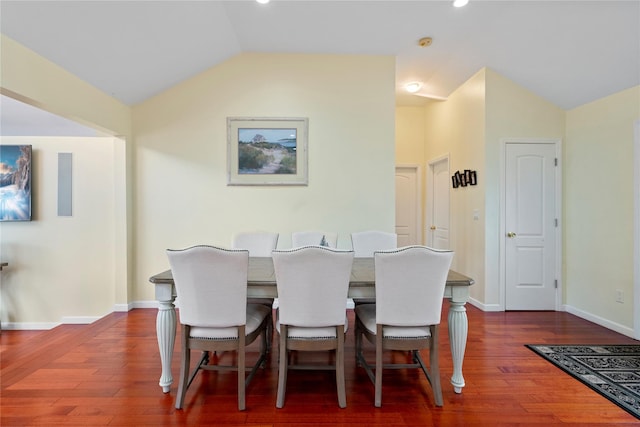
[453,0,469,7]
[256,0,270,4]
[405,82,422,93]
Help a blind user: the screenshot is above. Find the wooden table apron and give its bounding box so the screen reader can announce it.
[149,257,474,394]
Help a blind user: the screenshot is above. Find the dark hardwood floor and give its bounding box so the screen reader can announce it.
[1,305,638,426]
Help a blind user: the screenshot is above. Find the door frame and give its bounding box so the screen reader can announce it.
[426,153,450,248]
[499,138,563,311]
[396,164,422,245]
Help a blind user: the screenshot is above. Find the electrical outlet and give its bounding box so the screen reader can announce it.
[616,289,624,303]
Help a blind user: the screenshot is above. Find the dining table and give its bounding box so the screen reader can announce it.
[149,256,474,395]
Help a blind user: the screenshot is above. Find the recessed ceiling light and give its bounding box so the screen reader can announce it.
[256,0,270,4]
[453,0,469,7]
[405,82,422,93]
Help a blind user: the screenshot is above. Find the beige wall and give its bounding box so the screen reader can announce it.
[0,36,131,138]
[484,69,565,308]
[1,35,132,311]
[396,106,426,164]
[3,33,637,335]
[423,70,486,303]
[397,68,638,335]
[407,68,565,310]
[396,106,428,242]
[0,41,396,323]
[565,86,639,331]
[0,137,118,327]
[133,53,396,302]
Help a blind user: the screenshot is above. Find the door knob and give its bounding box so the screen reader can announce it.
[430,225,436,230]
[507,232,516,238]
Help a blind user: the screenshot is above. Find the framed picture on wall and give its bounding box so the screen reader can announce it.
[0,144,32,221]
[227,117,309,186]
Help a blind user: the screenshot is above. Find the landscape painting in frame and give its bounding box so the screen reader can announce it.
[0,145,32,221]
[227,117,308,185]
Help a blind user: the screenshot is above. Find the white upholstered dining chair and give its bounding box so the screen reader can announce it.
[231,231,279,347]
[272,245,354,408]
[350,230,398,305]
[232,231,279,257]
[350,230,397,258]
[166,245,271,411]
[291,231,338,248]
[354,245,453,407]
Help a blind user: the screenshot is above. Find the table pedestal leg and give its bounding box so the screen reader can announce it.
[156,299,176,393]
[448,299,468,393]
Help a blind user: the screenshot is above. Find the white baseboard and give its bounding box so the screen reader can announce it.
[2,322,60,330]
[60,316,101,325]
[563,304,635,338]
[468,297,502,312]
[114,301,159,311]
[114,303,133,312]
[130,300,160,309]
[2,302,161,330]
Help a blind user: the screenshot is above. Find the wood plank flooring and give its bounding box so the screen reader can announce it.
[1,305,638,426]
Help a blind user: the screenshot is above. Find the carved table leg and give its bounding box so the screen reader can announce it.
[156,297,176,393]
[448,298,468,394]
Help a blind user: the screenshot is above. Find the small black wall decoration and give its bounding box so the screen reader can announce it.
[452,170,477,188]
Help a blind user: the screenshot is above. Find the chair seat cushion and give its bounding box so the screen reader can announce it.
[190,303,271,340]
[355,304,431,339]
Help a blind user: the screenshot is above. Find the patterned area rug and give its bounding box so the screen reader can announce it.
[526,344,640,419]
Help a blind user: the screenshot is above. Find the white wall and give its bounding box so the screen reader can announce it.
[4,32,635,336]
[423,70,486,304]
[421,68,565,310]
[133,53,397,302]
[485,69,565,309]
[1,35,132,317]
[0,137,119,327]
[565,86,639,333]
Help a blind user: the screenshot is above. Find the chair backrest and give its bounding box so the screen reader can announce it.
[166,245,249,328]
[374,246,453,327]
[351,230,397,258]
[232,231,279,257]
[273,246,354,327]
[291,231,338,248]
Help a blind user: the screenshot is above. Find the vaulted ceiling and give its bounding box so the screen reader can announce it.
[1,1,638,135]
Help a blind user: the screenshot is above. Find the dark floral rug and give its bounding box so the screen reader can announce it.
[526,344,640,419]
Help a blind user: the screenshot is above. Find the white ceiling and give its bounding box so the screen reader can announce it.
[1,0,638,135]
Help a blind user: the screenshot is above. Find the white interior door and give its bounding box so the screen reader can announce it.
[395,166,420,246]
[427,156,450,249]
[505,142,558,310]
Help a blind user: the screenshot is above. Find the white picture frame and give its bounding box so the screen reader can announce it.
[227,117,308,186]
